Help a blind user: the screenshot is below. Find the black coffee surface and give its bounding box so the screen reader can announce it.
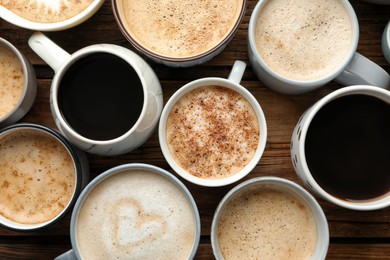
[305,94,390,201]
[58,52,144,141]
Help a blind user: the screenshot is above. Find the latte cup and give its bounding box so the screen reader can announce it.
[159,61,267,187]
[248,0,390,95]
[0,38,36,127]
[382,20,390,64]
[0,123,89,231]
[55,163,201,260]
[291,85,390,210]
[112,0,247,67]
[0,0,104,31]
[28,32,163,156]
[211,177,329,259]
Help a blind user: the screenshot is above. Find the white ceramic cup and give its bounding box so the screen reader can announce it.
[55,163,201,260]
[0,38,36,127]
[291,85,390,210]
[211,176,329,259]
[0,123,89,231]
[159,61,267,187]
[28,32,163,156]
[0,0,104,31]
[382,20,390,64]
[248,0,390,95]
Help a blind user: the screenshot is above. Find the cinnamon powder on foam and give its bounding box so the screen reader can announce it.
[166,86,260,179]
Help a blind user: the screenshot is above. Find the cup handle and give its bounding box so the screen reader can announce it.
[54,249,77,260]
[335,52,390,89]
[228,60,246,84]
[28,32,71,73]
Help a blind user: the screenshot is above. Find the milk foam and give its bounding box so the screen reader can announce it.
[0,44,24,119]
[166,86,260,179]
[0,0,93,23]
[218,187,317,259]
[255,0,353,81]
[121,0,244,58]
[0,129,76,224]
[76,170,196,260]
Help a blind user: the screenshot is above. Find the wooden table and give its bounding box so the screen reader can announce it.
[0,0,389,259]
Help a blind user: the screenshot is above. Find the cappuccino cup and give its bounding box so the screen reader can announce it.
[55,163,201,260]
[248,0,390,94]
[28,32,163,156]
[0,38,36,127]
[0,0,104,31]
[0,123,89,231]
[291,85,390,210]
[382,20,390,64]
[112,0,247,67]
[211,177,329,259]
[159,61,267,187]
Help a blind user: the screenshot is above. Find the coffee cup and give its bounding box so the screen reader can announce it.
[159,60,267,187]
[211,176,329,259]
[0,123,89,231]
[112,0,247,67]
[248,0,390,95]
[55,163,200,260]
[28,32,163,156]
[291,85,390,210]
[0,0,104,31]
[382,20,390,64]
[0,38,36,127]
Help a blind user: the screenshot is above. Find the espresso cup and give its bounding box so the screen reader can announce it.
[382,20,390,64]
[0,38,36,127]
[159,61,267,187]
[0,0,104,31]
[0,123,89,231]
[248,0,390,95]
[211,176,329,259]
[291,85,390,210]
[55,163,200,260]
[112,0,247,67]
[28,32,163,156]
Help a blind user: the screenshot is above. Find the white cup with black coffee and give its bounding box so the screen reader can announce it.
[291,85,390,210]
[28,32,163,156]
[248,0,390,94]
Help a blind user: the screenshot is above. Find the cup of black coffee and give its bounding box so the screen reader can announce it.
[291,85,390,210]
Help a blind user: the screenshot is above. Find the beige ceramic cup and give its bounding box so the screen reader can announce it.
[0,38,36,127]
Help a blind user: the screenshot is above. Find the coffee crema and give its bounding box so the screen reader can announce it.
[76,170,196,259]
[166,86,260,179]
[0,0,93,23]
[217,187,317,259]
[0,129,76,224]
[0,44,24,119]
[254,0,353,81]
[118,0,244,58]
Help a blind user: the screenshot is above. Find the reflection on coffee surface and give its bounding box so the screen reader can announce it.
[255,0,353,81]
[0,44,24,118]
[166,86,260,179]
[0,0,93,23]
[119,0,244,58]
[305,95,390,201]
[76,170,196,259]
[217,187,317,259]
[0,129,75,224]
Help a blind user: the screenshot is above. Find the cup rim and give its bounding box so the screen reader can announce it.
[210,176,329,259]
[69,163,201,259]
[0,0,105,31]
[298,85,390,210]
[247,0,360,87]
[111,0,247,63]
[51,44,150,145]
[158,77,267,187]
[0,123,83,231]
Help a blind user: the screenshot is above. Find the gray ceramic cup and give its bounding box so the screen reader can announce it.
[0,38,37,127]
[382,20,390,64]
